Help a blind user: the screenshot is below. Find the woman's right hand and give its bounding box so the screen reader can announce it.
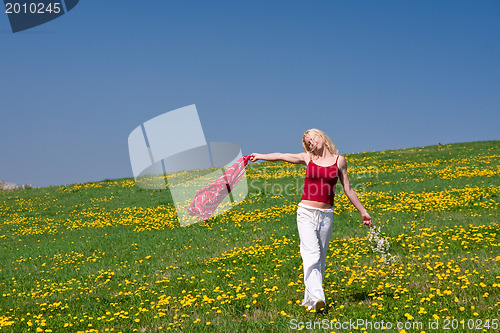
[249,153,261,162]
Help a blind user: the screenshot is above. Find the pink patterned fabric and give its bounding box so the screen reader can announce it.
[187,156,250,221]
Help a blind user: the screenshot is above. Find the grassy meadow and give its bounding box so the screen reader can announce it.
[0,141,499,332]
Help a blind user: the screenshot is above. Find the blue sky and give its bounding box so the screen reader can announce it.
[1,1,499,188]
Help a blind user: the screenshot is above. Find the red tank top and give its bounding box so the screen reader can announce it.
[300,155,339,206]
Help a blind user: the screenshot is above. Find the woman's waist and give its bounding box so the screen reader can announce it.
[299,200,333,211]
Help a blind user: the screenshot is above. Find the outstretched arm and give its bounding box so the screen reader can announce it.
[249,152,308,165]
[338,156,372,227]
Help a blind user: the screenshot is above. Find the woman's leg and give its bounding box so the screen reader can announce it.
[297,205,333,309]
[318,211,333,279]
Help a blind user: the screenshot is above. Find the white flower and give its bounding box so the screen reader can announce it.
[368,226,396,269]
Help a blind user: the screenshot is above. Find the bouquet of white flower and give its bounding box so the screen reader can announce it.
[368,226,396,269]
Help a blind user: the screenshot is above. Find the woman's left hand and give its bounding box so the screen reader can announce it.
[361,212,372,227]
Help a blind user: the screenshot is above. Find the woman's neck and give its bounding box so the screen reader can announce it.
[312,146,331,159]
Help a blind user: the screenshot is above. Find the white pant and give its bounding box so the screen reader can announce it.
[296,202,334,309]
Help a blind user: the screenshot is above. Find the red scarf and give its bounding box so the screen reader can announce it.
[187,156,250,221]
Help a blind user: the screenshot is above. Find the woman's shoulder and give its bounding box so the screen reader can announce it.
[336,155,347,167]
[301,152,312,165]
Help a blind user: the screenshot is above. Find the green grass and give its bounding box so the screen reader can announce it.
[0,140,499,332]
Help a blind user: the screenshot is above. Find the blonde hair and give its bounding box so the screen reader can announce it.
[302,128,338,155]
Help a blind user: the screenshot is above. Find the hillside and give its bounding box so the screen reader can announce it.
[0,140,498,332]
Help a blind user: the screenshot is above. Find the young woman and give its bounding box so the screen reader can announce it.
[249,129,372,313]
